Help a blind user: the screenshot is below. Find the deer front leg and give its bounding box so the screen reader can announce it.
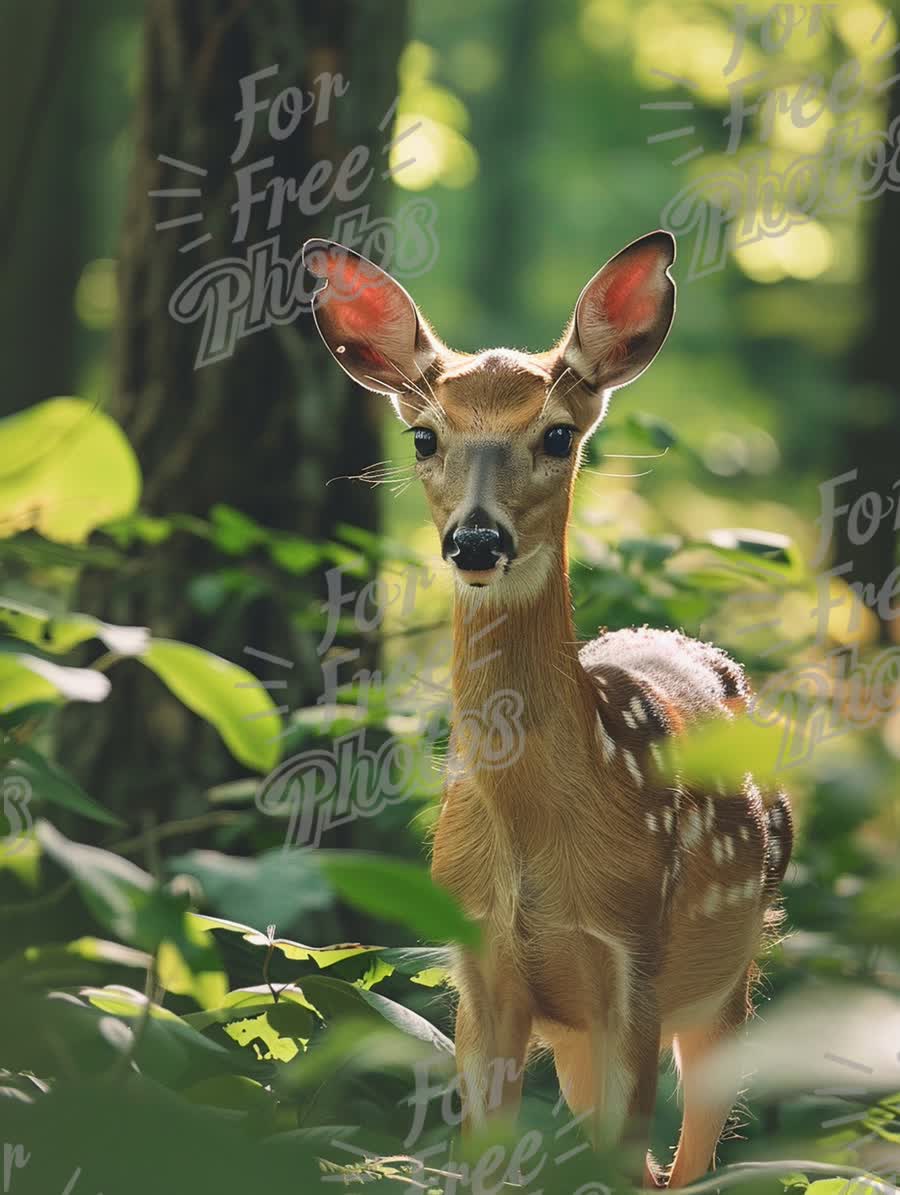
[592,984,661,1185]
[554,956,661,1188]
[453,955,532,1135]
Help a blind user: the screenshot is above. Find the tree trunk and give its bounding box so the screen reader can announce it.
[832,52,900,642]
[63,0,407,822]
[0,0,83,412]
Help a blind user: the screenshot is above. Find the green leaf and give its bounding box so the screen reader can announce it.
[36,820,154,942]
[186,913,450,986]
[268,536,321,575]
[0,650,110,708]
[225,1013,301,1061]
[298,974,454,1053]
[170,849,331,928]
[0,397,141,543]
[0,834,39,888]
[9,745,124,827]
[669,714,789,789]
[0,937,152,989]
[36,823,225,1006]
[317,851,480,948]
[378,947,451,987]
[185,985,321,1035]
[0,598,150,656]
[157,935,228,1012]
[181,1075,277,1115]
[278,1017,453,1095]
[78,985,266,1083]
[209,504,268,554]
[706,527,796,566]
[806,1183,869,1195]
[139,639,281,771]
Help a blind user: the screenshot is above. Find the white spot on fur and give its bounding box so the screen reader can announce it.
[704,796,716,831]
[712,837,724,865]
[623,709,637,729]
[595,714,616,762]
[645,811,659,833]
[650,743,664,770]
[726,884,743,907]
[662,806,674,834]
[723,835,735,861]
[630,696,648,724]
[770,806,783,828]
[703,882,723,916]
[622,748,643,788]
[769,837,781,865]
[680,807,702,849]
[738,825,750,842]
[742,877,759,900]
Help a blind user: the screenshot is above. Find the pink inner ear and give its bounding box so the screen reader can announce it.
[601,248,663,334]
[313,249,405,356]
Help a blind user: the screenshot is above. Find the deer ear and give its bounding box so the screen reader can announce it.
[558,231,676,393]
[302,239,444,420]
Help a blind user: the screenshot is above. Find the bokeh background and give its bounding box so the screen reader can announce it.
[1,1,899,1192]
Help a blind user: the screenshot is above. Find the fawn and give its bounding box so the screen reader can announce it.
[304,231,793,1188]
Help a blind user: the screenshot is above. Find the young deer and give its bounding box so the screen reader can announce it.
[304,232,793,1188]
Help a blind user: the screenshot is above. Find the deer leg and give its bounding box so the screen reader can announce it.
[667,970,752,1188]
[623,990,663,1189]
[454,981,532,1136]
[553,976,661,1188]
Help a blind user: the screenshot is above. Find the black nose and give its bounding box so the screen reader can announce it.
[443,507,514,572]
[452,525,502,571]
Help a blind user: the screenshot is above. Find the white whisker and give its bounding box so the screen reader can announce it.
[541,366,574,418]
[582,467,653,479]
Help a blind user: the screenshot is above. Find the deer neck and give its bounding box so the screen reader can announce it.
[449,543,597,778]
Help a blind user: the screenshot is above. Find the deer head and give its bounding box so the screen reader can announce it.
[303,233,676,599]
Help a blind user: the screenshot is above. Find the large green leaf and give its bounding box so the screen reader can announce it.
[36,823,225,1007]
[78,985,267,1083]
[297,974,454,1054]
[188,914,452,983]
[185,985,321,1035]
[139,640,281,771]
[8,744,123,827]
[169,849,331,929]
[0,937,152,990]
[317,851,480,948]
[0,397,141,542]
[36,820,154,942]
[667,714,789,789]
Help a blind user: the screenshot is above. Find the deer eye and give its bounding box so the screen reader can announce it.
[413,427,438,459]
[543,425,575,458]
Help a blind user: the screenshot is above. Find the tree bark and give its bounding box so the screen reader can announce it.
[0,0,82,412]
[63,0,408,821]
[832,51,900,642]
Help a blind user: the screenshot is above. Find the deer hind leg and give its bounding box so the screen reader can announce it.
[667,969,753,1189]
